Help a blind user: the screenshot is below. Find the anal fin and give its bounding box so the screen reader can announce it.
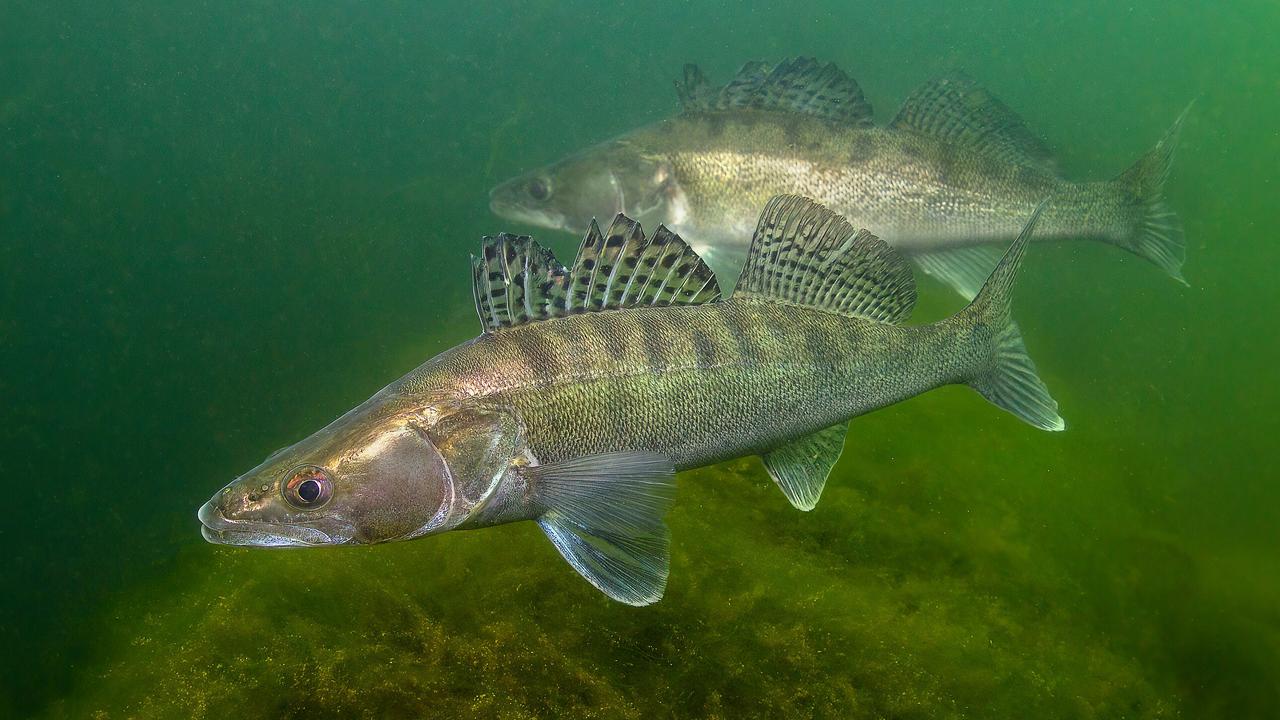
[912,245,1005,301]
[762,423,847,511]
[527,452,676,606]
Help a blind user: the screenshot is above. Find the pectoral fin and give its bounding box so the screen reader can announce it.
[526,452,676,606]
[762,423,848,511]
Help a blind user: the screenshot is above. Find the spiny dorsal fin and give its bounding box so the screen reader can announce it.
[676,57,874,128]
[890,74,1057,174]
[471,233,570,331]
[735,195,917,324]
[472,217,720,332]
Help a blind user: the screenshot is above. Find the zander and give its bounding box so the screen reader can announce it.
[198,196,1062,605]
[491,57,1187,298]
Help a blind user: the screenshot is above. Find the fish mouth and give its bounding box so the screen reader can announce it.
[488,188,565,231]
[197,500,334,547]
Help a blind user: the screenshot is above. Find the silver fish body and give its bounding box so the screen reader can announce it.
[491,59,1186,297]
[654,119,1099,252]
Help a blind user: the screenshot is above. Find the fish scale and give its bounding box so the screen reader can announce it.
[418,300,961,469]
[668,120,1060,248]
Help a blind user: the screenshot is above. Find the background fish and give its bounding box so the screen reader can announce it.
[490,57,1187,297]
[199,196,1061,605]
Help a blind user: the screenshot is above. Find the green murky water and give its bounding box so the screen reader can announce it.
[3,1,1277,717]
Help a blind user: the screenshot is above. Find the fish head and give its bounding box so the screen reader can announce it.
[489,139,680,234]
[198,396,526,547]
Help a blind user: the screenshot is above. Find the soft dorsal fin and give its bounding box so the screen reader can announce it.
[890,74,1057,174]
[735,195,917,324]
[676,57,874,128]
[472,216,721,332]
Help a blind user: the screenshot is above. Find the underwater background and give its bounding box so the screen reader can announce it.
[2,0,1278,717]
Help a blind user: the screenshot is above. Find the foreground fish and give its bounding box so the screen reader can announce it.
[198,196,1061,605]
[490,57,1186,298]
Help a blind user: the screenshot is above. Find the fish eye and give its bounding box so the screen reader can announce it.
[527,177,551,201]
[282,465,333,510]
[298,479,321,503]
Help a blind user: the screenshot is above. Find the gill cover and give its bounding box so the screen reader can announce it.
[420,400,681,606]
[413,404,526,536]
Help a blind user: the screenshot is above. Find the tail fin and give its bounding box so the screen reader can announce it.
[1114,104,1192,284]
[963,202,1065,432]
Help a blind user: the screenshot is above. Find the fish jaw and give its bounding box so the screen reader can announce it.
[488,180,571,233]
[197,497,345,548]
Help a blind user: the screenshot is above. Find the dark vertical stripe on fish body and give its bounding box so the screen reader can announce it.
[599,312,631,364]
[798,315,827,365]
[504,325,549,382]
[638,311,673,371]
[721,305,759,362]
[691,327,717,369]
[408,298,980,473]
[534,325,570,382]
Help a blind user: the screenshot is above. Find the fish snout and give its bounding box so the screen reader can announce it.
[197,496,234,544]
[197,491,338,547]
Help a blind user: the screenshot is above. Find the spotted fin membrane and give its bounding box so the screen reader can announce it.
[676,56,874,128]
[471,215,721,332]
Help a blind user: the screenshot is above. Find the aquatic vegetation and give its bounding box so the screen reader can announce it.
[46,405,1194,719]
